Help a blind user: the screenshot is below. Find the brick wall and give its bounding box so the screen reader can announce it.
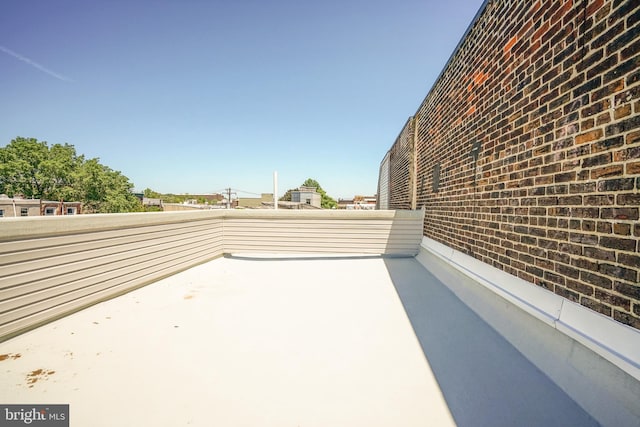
[381,0,640,329]
[387,118,415,210]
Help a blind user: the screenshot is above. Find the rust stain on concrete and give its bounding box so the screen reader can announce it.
[0,353,22,361]
[26,369,56,388]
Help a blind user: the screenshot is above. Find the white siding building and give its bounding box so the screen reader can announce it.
[291,186,321,208]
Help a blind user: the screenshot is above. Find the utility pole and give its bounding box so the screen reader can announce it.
[224,188,236,209]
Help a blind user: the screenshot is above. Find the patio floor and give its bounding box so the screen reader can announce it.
[0,254,597,426]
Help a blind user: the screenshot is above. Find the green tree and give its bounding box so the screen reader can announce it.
[0,137,81,199]
[43,143,85,202]
[143,188,163,198]
[279,189,292,202]
[0,137,142,213]
[75,159,141,213]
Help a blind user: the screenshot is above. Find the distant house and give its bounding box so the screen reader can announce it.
[41,201,82,216]
[0,195,40,218]
[237,193,274,209]
[291,186,321,208]
[337,198,354,210]
[0,195,81,217]
[338,195,377,210]
[142,198,163,209]
[360,195,377,206]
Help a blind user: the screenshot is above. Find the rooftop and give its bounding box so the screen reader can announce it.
[0,253,599,426]
[0,209,638,426]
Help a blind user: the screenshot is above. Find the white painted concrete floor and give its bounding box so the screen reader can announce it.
[0,255,596,426]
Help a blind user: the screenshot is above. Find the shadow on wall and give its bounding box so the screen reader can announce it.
[383,209,425,256]
[383,257,598,427]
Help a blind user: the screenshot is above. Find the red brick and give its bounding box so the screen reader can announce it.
[617,193,640,205]
[581,271,613,288]
[601,208,639,220]
[581,297,612,316]
[613,311,640,329]
[575,129,603,144]
[595,289,631,310]
[627,162,640,174]
[615,281,640,299]
[615,104,632,119]
[600,236,637,251]
[614,223,631,235]
[590,164,624,179]
[618,250,640,268]
[598,263,637,283]
[627,130,640,145]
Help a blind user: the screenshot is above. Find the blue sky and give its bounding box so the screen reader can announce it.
[1,0,483,199]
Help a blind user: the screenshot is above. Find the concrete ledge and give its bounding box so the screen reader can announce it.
[0,210,225,240]
[417,237,640,426]
[418,236,640,382]
[0,209,423,240]
[555,302,640,381]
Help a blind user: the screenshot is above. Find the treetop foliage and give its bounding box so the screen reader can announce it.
[0,137,142,213]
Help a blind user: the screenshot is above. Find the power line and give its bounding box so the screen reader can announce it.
[214,188,263,196]
[233,188,263,196]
